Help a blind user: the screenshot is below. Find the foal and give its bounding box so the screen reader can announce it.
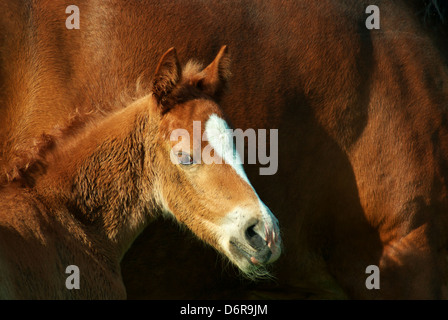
[0,47,281,299]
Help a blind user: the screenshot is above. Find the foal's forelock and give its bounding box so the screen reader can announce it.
[182,60,205,80]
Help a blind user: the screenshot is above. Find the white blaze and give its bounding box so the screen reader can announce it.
[204,114,280,263]
[204,114,249,183]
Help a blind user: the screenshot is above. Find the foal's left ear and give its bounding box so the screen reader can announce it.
[197,45,231,98]
[152,47,182,108]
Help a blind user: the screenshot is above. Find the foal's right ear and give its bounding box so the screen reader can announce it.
[152,47,182,109]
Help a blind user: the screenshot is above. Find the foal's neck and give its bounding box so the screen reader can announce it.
[36,95,159,258]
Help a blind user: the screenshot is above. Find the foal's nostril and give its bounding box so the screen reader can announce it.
[245,224,266,251]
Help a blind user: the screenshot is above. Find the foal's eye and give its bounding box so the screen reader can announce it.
[177,152,194,165]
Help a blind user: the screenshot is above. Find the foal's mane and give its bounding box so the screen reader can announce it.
[0,59,219,188]
[0,108,99,188]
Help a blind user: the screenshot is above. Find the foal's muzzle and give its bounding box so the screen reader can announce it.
[230,218,280,265]
[245,224,272,264]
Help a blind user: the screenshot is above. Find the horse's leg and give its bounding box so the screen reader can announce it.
[343,126,448,298]
[378,223,447,299]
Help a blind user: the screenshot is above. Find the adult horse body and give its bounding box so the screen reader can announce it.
[1,0,448,299]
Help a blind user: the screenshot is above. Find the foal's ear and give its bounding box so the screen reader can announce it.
[152,47,182,108]
[198,45,231,98]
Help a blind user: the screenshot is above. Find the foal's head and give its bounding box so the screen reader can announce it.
[147,47,281,276]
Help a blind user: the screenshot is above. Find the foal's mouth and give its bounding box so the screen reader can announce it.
[229,238,272,266]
